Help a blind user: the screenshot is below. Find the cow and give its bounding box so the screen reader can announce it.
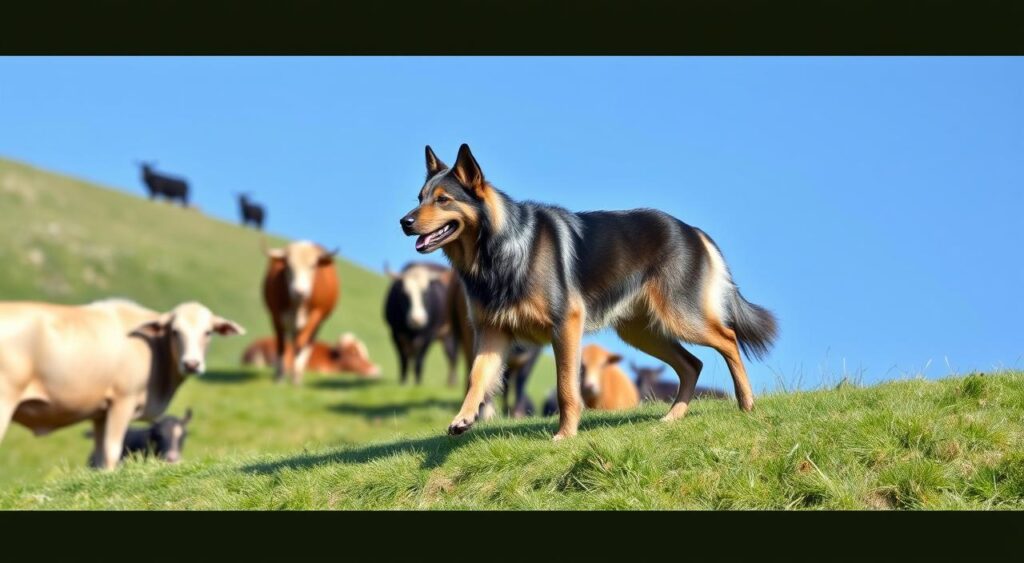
[384,262,461,385]
[85,408,193,464]
[0,299,244,470]
[542,344,639,416]
[262,240,340,384]
[447,275,542,419]
[630,362,731,402]
[237,193,266,230]
[241,333,380,377]
[138,162,190,207]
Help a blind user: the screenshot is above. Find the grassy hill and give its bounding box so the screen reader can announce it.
[0,156,558,487]
[1,157,1022,509]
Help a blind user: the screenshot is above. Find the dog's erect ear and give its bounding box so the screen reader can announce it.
[452,143,485,195]
[607,353,623,365]
[655,365,666,375]
[425,145,448,178]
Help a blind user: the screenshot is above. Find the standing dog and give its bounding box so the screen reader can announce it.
[400,144,777,440]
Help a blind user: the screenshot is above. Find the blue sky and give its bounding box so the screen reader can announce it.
[1,57,1021,392]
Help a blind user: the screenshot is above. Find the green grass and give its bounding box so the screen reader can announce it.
[1,371,1021,509]
[2,156,1022,509]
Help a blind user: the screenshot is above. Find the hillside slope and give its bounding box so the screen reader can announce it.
[0,156,386,367]
[0,156,556,486]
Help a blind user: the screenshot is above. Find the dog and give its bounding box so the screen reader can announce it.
[400,144,778,440]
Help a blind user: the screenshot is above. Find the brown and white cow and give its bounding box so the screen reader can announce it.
[241,333,380,377]
[262,240,340,384]
[0,299,244,470]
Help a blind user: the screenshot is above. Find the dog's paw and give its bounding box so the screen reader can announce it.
[447,417,475,436]
[552,430,576,442]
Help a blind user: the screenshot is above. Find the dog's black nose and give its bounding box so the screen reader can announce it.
[400,215,416,228]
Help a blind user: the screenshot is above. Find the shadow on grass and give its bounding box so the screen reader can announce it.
[198,370,262,385]
[242,410,662,475]
[326,397,462,419]
[308,378,381,391]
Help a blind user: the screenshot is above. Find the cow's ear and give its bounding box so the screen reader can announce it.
[425,145,447,178]
[655,365,666,375]
[182,408,193,425]
[318,248,338,266]
[452,143,486,196]
[212,317,246,336]
[131,313,171,338]
[607,353,623,365]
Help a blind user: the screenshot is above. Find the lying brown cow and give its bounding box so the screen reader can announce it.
[0,299,244,470]
[262,240,340,384]
[241,333,380,377]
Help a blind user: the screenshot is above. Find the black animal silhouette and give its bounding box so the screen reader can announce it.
[237,193,266,229]
[138,161,190,207]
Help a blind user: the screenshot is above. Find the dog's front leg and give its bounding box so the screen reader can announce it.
[447,327,509,436]
[552,305,585,441]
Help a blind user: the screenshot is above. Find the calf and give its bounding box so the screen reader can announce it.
[138,162,190,207]
[241,333,380,377]
[237,193,266,230]
[262,240,340,384]
[631,362,731,402]
[542,344,639,415]
[86,408,193,464]
[0,299,244,470]
[384,262,460,385]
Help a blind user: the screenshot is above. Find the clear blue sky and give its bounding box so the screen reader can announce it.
[1,57,1021,392]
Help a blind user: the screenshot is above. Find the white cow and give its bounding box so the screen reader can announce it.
[0,298,244,470]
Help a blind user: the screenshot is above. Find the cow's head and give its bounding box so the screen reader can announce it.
[133,302,246,375]
[335,333,381,377]
[580,344,623,402]
[387,264,446,330]
[150,408,192,463]
[265,240,337,301]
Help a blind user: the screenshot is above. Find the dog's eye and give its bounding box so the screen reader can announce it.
[436,195,451,204]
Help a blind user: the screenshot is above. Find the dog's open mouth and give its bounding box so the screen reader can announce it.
[415,221,458,253]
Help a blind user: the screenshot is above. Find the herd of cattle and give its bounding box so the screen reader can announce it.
[0,167,729,470]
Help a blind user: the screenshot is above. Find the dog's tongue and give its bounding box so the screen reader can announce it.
[415,234,429,251]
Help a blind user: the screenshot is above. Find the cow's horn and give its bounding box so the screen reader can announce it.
[261,238,285,259]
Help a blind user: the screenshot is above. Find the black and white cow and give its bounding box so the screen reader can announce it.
[383,262,460,385]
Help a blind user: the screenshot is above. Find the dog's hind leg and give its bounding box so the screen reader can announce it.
[703,323,754,412]
[615,317,702,422]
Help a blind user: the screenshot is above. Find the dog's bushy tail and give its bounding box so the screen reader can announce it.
[728,289,778,361]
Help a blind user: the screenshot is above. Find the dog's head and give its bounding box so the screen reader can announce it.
[400,144,502,255]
